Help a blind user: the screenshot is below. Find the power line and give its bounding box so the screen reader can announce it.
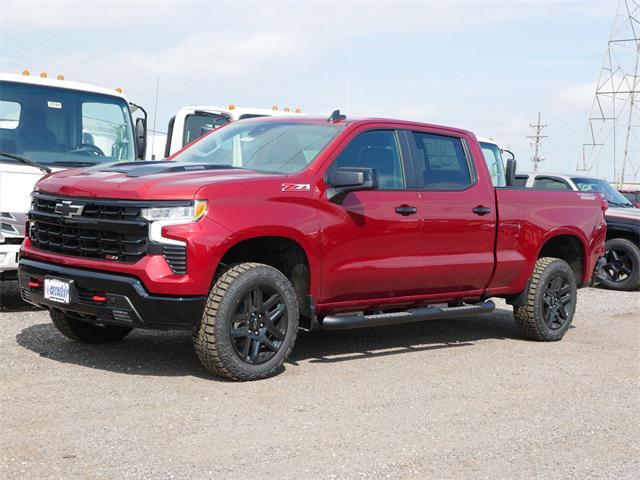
[527,112,548,172]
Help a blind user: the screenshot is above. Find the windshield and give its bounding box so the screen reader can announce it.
[0,81,135,167]
[183,112,231,147]
[479,142,506,187]
[174,120,343,174]
[571,177,633,207]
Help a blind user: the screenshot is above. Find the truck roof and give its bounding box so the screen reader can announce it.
[234,114,475,137]
[0,73,129,102]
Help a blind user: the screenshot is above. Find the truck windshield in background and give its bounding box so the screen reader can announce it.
[175,120,343,174]
[479,141,506,187]
[0,81,136,167]
[182,112,232,147]
[571,177,634,207]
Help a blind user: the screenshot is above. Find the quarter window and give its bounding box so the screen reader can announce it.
[331,130,405,189]
[412,132,472,189]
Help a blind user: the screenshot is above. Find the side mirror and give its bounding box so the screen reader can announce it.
[505,158,517,187]
[326,167,378,204]
[135,117,147,160]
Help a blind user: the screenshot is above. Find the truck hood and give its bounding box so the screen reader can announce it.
[36,161,275,200]
[0,162,65,215]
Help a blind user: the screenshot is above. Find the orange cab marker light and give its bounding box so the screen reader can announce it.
[40,72,47,78]
[22,69,30,76]
[115,87,123,93]
[92,295,107,302]
[57,74,64,80]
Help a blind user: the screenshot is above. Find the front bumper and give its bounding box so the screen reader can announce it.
[19,259,207,330]
[0,242,21,278]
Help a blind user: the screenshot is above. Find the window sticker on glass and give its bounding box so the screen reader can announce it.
[47,101,62,109]
[424,138,460,171]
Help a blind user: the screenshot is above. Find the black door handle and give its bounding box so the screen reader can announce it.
[472,206,491,216]
[395,205,417,216]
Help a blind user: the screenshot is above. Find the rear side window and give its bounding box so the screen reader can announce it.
[532,177,571,190]
[514,175,529,187]
[412,132,472,189]
[331,130,405,190]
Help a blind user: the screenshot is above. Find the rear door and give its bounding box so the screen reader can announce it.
[318,128,424,304]
[407,129,496,295]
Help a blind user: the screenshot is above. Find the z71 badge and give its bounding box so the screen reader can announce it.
[281,183,310,192]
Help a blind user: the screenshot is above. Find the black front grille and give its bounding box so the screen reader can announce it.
[29,194,148,263]
[162,245,187,274]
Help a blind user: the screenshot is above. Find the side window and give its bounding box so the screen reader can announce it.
[532,177,571,190]
[0,100,21,154]
[0,100,21,129]
[331,130,405,189]
[514,175,529,187]
[412,132,472,189]
[82,102,133,160]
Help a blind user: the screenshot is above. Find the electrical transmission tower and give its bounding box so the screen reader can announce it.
[527,112,548,172]
[578,0,640,185]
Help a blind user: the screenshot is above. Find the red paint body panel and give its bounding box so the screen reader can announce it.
[21,117,607,317]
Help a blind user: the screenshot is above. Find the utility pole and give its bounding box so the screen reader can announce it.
[527,112,548,172]
[579,0,640,183]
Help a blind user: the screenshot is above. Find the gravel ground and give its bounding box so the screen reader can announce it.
[1,280,639,480]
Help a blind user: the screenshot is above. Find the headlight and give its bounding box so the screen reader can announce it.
[141,200,208,222]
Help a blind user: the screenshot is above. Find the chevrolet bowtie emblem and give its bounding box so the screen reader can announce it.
[54,200,84,219]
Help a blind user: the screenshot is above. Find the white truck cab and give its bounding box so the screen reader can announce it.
[147,105,303,159]
[477,136,507,187]
[0,71,146,281]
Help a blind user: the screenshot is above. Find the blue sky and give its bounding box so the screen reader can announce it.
[0,0,631,180]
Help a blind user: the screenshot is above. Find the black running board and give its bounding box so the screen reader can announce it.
[321,300,495,330]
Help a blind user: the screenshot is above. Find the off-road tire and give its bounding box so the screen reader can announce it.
[51,310,132,343]
[514,257,577,341]
[193,262,299,381]
[600,238,640,291]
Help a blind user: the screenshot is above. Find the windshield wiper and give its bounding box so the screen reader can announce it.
[608,201,633,208]
[0,151,51,174]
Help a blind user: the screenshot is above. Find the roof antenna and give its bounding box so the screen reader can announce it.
[327,109,346,123]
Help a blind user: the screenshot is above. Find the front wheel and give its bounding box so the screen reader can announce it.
[514,257,577,341]
[600,238,640,291]
[193,263,299,381]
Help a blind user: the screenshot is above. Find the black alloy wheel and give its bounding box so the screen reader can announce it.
[230,285,288,365]
[541,274,574,331]
[602,248,633,284]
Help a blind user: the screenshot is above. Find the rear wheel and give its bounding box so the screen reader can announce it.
[193,263,299,381]
[600,238,640,291]
[51,310,132,343]
[514,257,577,341]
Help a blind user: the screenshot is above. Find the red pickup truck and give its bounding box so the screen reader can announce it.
[19,113,607,380]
